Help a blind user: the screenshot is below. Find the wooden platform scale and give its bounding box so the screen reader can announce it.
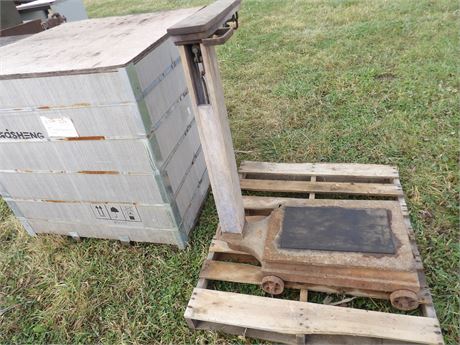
[167,1,444,344]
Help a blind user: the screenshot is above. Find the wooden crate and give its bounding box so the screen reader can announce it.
[0,9,210,248]
[185,161,444,345]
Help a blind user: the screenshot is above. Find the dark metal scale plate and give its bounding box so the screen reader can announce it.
[279,206,395,254]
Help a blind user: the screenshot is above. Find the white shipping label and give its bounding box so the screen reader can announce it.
[40,116,79,138]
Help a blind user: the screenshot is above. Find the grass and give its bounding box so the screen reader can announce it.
[1,0,459,343]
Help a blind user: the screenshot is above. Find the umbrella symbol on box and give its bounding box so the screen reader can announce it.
[110,206,120,219]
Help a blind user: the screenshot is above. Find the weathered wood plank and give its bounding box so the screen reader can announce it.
[297,289,308,345]
[209,238,247,254]
[178,43,245,234]
[195,321,410,345]
[200,260,262,285]
[244,195,393,210]
[195,321,298,344]
[309,176,316,199]
[299,289,308,302]
[239,161,399,179]
[199,260,409,298]
[0,9,199,78]
[195,105,245,234]
[200,44,246,234]
[393,177,439,320]
[240,178,402,197]
[186,288,443,345]
[168,0,239,35]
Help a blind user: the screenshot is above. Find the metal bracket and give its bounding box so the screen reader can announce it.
[201,11,238,46]
[202,26,234,46]
[225,11,238,30]
[167,0,241,45]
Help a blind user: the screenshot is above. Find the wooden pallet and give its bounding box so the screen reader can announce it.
[185,161,444,345]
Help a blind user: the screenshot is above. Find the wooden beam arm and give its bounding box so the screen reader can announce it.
[167,0,240,45]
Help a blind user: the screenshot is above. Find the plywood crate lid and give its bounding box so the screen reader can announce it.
[0,8,199,79]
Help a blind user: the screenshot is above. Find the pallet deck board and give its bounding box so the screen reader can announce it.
[239,161,399,179]
[240,178,403,196]
[186,288,443,345]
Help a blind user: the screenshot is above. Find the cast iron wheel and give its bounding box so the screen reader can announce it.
[261,275,284,295]
[390,289,419,311]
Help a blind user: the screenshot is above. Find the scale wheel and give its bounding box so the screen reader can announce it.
[390,290,420,311]
[261,275,284,295]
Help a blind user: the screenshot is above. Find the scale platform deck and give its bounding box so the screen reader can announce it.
[185,161,443,345]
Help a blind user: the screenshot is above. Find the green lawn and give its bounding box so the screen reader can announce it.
[1,0,459,343]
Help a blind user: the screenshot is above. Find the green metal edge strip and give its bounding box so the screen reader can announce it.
[123,64,186,249]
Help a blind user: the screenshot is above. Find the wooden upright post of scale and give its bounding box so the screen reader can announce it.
[170,0,245,235]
